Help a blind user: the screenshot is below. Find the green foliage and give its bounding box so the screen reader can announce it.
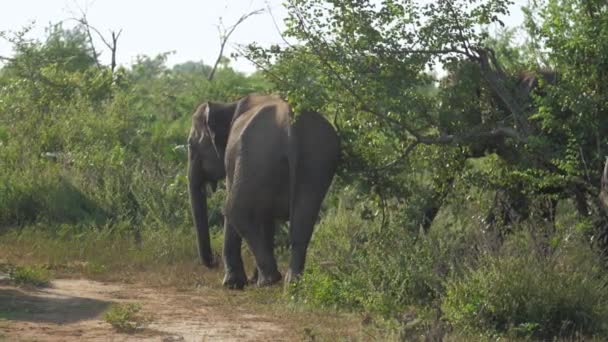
[442,240,608,338]
[290,192,445,316]
[0,24,269,234]
[9,265,52,287]
[291,178,608,339]
[0,223,227,286]
[247,0,608,229]
[3,3,608,339]
[245,4,608,337]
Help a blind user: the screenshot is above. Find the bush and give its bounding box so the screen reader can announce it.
[9,265,52,287]
[289,193,444,315]
[0,24,269,237]
[442,241,608,339]
[103,303,147,333]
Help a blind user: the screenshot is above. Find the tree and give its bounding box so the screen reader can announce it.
[0,23,114,108]
[245,0,608,252]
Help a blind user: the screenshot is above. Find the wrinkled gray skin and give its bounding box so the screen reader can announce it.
[188,94,340,289]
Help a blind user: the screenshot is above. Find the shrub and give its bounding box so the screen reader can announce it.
[442,243,608,339]
[103,303,147,332]
[289,194,444,315]
[9,265,52,287]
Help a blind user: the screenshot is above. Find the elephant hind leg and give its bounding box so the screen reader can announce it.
[249,219,276,285]
[231,213,281,287]
[286,192,324,283]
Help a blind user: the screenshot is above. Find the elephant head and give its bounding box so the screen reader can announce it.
[187,101,237,267]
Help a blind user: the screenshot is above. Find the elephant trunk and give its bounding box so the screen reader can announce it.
[188,157,215,268]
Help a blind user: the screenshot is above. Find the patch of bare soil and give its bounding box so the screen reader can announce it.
[0,278,295,341]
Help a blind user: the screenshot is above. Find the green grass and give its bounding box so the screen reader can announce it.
[2,199,608,340]
[0,224,222,285]
[442,239,608,339]
[0,226,364,340]
[9,265,52,287]
[0,320,7,341]
[103,303,146,333]
[285,192,608,340]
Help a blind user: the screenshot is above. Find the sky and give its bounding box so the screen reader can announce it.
[0,0,528,73]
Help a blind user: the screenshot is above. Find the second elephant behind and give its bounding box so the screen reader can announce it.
[188,94,340,289]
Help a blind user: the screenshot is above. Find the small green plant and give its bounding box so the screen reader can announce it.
[103,303,146,333]
[9,265,52,287]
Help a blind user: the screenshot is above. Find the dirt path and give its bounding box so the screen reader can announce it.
[0,278,301,341]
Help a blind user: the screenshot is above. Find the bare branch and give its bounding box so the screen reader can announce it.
[0,55,15,62]
[208,9,264,81]
[418,126,528,145]
[371,140,421,172]
[265,1,293,48]
[475,47,530,134]
[232,44,289,86]
[445,0,472,56]
[399,48,472,56]
[72,11,101,69]
[67,11,122,74]
[109,29,122,73]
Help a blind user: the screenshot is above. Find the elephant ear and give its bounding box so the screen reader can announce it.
[189,103,209,143]
[205,101,238,155]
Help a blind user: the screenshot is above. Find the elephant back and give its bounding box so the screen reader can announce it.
[232,94,285,124]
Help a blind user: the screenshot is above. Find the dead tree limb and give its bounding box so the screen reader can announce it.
[68,10,123,73]
[108,30,122,73]
[208,9,264,81]
[0,55,15,62]
[73,11,102,70]
[265,1,293,48]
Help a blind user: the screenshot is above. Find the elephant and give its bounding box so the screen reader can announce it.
[187,94,340,289]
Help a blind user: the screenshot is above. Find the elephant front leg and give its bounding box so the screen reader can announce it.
[222,219,247,290]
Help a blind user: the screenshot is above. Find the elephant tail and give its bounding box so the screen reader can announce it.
[287,123,298,225]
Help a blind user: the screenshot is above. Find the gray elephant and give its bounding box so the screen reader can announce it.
[188,94,340,289]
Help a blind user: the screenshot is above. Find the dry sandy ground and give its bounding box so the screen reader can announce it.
[0,277,303,342]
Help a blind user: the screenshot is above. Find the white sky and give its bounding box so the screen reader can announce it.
[0,0,528,73]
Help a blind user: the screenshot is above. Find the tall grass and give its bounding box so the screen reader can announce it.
[442,234,608,338]
[286,190,608,340]
[0,224,225,286]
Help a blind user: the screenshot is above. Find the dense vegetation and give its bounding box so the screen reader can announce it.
[1,0,608,340]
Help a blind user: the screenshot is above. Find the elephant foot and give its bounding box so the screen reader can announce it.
[201,253,219,269]
[256,270,282,287]
[248,268,258,285]
[222,271,247,290]
[284,269,302,285]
